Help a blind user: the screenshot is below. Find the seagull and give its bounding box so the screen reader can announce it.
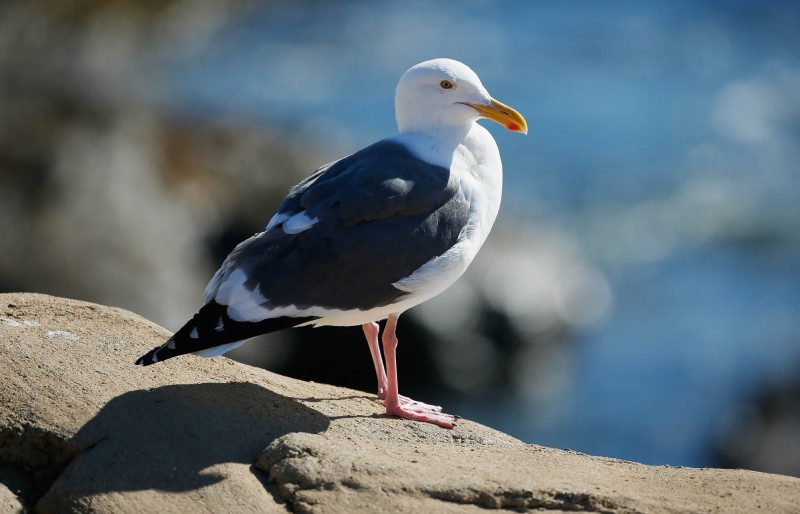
[136,58,527,428]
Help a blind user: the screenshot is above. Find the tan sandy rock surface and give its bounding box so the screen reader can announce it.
[1,293,798,513]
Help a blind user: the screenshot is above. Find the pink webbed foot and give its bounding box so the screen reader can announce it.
[395,394,443,413]
[384,397,459,428]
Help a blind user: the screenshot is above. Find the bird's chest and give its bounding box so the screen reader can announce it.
[453,139,502,249]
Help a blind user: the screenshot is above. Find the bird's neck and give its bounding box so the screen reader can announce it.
[393,123,474,169]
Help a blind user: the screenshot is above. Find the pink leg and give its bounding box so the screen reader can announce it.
[381,314,458,428]
[362,322,443,411]
[362,322,388,398]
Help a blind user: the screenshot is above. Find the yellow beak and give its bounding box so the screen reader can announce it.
[464,98,528,134]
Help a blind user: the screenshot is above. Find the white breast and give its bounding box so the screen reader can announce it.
[391,123,502,301]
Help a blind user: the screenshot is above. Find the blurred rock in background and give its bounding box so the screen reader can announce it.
[714,369,800,477]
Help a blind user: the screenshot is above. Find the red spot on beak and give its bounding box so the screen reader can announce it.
[507,122,520,132]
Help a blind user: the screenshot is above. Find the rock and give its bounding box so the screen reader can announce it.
[1,483,23,514]
[1,293,798,513]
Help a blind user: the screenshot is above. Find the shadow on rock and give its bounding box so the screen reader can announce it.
[37,382,329,505]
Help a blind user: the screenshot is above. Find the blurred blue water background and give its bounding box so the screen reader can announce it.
[148,0,800,467]
[152,1,800,468]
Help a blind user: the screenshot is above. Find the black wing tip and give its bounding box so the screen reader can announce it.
[134,349,160,366]
[133,307,318,368]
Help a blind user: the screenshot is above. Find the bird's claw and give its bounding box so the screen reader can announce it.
[385,403,458,429]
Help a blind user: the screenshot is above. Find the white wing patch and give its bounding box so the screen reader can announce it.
[282,211,319,234]
[227,283,273,322]
[214,268,271,322]
[265,212,289,231]
[214,269,239,305]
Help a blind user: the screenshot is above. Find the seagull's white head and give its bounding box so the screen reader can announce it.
[395,58,527,138]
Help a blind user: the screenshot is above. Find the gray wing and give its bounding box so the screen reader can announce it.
[275,140,461,228]
[208,139,470,313]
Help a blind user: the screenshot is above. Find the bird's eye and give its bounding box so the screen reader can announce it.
[440,80,454,90]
